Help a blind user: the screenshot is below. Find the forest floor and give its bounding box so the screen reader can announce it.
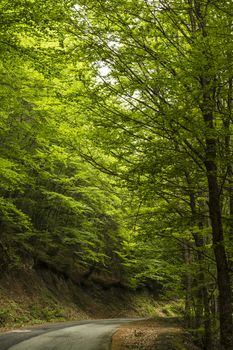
[112,317,200,350]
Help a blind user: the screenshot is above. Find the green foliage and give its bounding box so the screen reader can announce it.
[1,0,233,347]
[0,0,127,283]
[67,0,233,347]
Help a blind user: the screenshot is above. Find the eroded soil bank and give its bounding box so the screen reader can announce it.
[0,266,162,330]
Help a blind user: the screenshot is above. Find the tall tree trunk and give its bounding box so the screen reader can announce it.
[192,0,233,345]
[203,108,233,349]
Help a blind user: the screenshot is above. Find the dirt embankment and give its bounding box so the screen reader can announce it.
[0,265,159,330]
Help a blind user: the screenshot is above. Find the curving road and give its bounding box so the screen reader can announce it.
[0,319,140,350]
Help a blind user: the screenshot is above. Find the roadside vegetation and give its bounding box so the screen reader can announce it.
[0,1,232,349]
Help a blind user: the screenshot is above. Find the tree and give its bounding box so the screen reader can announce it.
[69,0,233,348]
[0,0,130,286]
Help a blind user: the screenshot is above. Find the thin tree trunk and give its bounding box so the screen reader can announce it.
[224,78,233,231]
[195,239,213,350]
[183,241,193,328]
[188,189,213,350]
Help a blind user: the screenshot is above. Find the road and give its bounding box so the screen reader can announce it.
[0,319,140,350]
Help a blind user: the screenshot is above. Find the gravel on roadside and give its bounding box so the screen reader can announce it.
[111,317,200,350]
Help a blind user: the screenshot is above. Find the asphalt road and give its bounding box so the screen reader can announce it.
[0,319,139,350]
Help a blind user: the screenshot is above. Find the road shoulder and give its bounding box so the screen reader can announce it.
[111,317,200,350]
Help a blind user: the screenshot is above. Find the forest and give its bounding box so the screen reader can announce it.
[0,0,232,349]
